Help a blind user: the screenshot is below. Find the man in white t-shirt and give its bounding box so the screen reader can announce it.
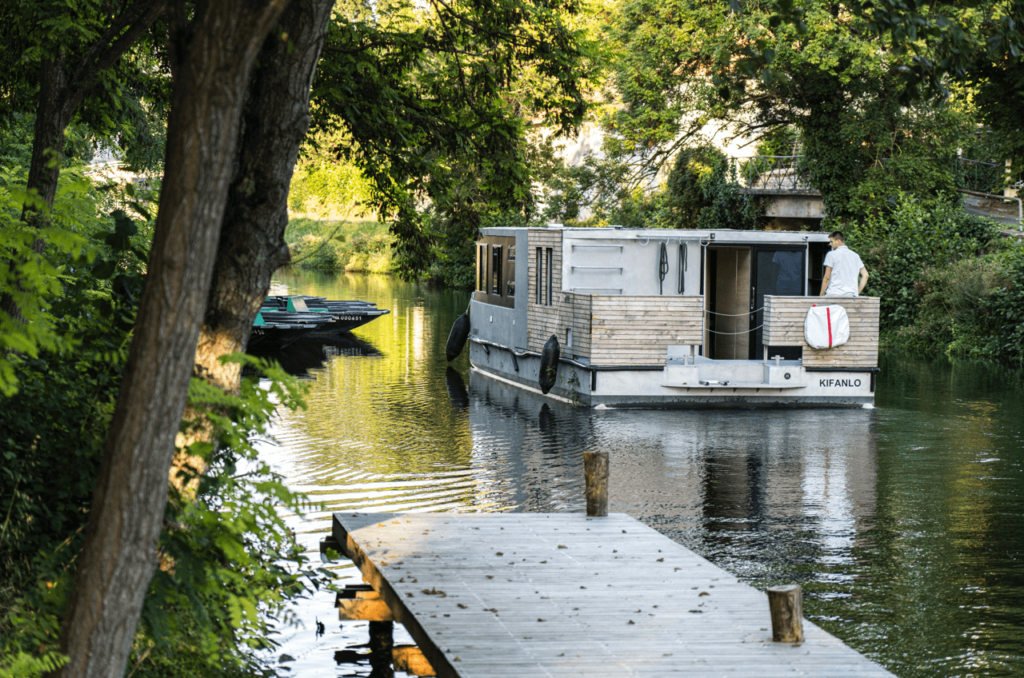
[820,231,869,297]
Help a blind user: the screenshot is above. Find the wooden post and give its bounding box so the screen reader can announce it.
[583,451,608,517]
[767,584,804,643]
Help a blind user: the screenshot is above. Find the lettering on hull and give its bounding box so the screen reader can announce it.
[819,378,862,388]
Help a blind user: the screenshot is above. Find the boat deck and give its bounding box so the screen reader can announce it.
[332,512,896,677]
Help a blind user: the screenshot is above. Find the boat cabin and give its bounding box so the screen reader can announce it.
[466,226,879,408]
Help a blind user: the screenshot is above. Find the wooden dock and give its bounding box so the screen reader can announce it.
[332,511,896,677]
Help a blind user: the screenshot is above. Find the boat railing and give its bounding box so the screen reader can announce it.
[763,296,880,368]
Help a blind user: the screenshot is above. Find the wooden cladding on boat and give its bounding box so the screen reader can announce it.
[526,229,703,366]
[528,230,584,354]
[590,296,704,365]
[763,296,880,368]
[527,291,593,357]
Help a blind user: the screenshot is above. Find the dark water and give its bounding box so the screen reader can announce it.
[259,269,1024,677]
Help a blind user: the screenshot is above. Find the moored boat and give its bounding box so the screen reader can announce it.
[448,226,879,408]
[260,295,390,334]
[249,296,390,354]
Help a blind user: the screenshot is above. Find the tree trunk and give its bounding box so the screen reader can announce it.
[24,57,71,230]
[55,2,289,676]
[194,0,336,391]
[0,57,71,322]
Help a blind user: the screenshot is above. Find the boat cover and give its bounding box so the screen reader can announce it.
[804,305,850,349]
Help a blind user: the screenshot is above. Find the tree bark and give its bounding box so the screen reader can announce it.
[55,2,290,676]
[194,0,336,392]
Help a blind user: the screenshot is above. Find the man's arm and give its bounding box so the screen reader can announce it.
[820,266,832,296]
[858,267,869,295]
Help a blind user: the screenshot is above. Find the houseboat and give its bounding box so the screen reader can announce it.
[449,226,879,408]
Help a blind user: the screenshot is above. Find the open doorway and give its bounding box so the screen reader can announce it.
[704,245,809,360]
[704,247,752,360]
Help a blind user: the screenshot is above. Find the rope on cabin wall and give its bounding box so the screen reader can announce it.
[705,307,765,317]
[705,324,764,335]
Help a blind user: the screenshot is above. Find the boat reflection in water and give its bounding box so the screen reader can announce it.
[466,368,878,576]
[269,333,382,377]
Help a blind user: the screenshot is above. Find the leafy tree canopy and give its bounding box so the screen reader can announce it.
[309,0,597,277]
[600,0,971,218]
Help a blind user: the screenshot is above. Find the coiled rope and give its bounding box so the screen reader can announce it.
[658,242,669,295]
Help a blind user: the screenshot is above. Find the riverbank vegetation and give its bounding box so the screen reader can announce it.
[285,218,396,274]
[3,0,1024,676]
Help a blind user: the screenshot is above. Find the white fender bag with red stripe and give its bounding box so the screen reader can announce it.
[804,304,850,349]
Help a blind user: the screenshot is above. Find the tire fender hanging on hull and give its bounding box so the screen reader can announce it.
[539,334,560,394]
[446,307,471,361]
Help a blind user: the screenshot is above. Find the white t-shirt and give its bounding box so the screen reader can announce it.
[823,246,864,297]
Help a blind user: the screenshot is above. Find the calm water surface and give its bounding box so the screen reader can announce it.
[259,269,1024,677]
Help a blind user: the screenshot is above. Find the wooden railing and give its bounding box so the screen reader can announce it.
[763,296,880,368]
[528,293,704,366]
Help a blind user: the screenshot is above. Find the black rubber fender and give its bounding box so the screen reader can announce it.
[538,334,560,394]
[445,309,471,361]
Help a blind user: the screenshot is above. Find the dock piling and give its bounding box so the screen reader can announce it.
[583,451,608,516]
[767,584,804,643]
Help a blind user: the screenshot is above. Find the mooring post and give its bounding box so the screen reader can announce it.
[766,584,804,643]
[368,620,395,678]
[583,451,608,517]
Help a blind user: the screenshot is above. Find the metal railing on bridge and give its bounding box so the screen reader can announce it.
[738,156,815,192]
[736,154,1022,196]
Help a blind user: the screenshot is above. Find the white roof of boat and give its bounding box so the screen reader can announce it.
[480,226,830,244]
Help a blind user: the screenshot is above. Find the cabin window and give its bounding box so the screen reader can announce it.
[536,247,543,304]
[474,236,515,308]
[545,248,553,306]
[491,245,503,296]
[477,244,488,291]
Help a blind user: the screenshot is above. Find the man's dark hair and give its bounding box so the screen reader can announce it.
[829,231,845,243]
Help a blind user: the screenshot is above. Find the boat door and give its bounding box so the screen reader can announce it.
[750,246,805,359]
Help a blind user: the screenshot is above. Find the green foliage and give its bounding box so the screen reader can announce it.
[285,219,395,273]
[663,146,762,229]
[0,188,150,677]
[537,143,763,230]
[845,193,1000,331]
[1,181,323,677]
[289,129,373,220]
[131,355,321,677]
[310,0,595,280]
[601,0,971,217]
[0,166,106,396]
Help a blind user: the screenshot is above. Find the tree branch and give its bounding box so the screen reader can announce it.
[63,0,168,116]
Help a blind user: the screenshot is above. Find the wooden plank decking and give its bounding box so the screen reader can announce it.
[332,512,896,678]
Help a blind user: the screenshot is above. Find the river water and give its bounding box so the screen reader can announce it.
[258,269,1024,678]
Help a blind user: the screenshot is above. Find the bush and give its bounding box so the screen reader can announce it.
[662,146,763,229]
[845,193,1001,331]
[2,183,325,677]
